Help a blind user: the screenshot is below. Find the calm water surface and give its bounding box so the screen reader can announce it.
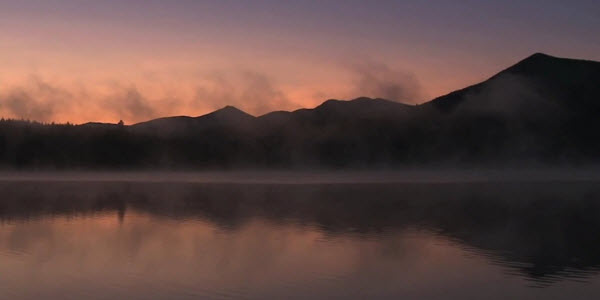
[1,177,600,299]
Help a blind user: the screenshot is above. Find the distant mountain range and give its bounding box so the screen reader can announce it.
[1,53,599,169]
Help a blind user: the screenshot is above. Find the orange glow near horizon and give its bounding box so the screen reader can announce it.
[0,54,506,124]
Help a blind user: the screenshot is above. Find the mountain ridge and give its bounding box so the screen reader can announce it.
[1,52,599,168]
[129,52,600,126]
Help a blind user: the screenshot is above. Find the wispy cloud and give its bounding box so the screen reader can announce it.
[194,71,295,115]
[349,61,422,104]
[0,70,297,123]
[0,77,70,122]
[104,86,158,122]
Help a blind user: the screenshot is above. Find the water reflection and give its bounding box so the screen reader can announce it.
[0,181,600,299]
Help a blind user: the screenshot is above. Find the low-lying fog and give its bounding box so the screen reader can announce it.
[0,168,598,183]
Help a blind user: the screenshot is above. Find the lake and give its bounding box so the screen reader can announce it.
[1,173,600,299]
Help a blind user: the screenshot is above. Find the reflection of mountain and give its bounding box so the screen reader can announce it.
[1,53,599,168]
[1,180,600,283]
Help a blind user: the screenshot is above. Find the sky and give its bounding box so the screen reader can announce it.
[0,0,599,124]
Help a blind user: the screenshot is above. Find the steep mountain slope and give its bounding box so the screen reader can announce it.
[427,53,600,114]
[420,53,600,161]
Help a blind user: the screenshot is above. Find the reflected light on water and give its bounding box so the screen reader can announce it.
[0,180,599,299]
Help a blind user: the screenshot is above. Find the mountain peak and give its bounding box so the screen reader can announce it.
[428,52,600,112]
[526,52,554,60]
[494,52,600,81]
[520,52,558,63]
[217,105,245,113]
[199,105,256,125]
[310,97,412,119]
[316,97,378,109]
[318,97,404,108]
[207,105,254,118]
[498,52,558,74]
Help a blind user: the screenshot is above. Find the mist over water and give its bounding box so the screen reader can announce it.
[1,174,600,299]
[1,169,600,183]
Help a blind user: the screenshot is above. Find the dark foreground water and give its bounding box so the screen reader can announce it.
[1,176,600,299]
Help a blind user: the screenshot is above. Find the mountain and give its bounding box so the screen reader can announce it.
[428,53,600,113]
[287,97,413,120]
[80,122,121,129]
[131,105,256,137]
[128,97,413,136]
[0,53,599,168]
[421,53,600,161]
